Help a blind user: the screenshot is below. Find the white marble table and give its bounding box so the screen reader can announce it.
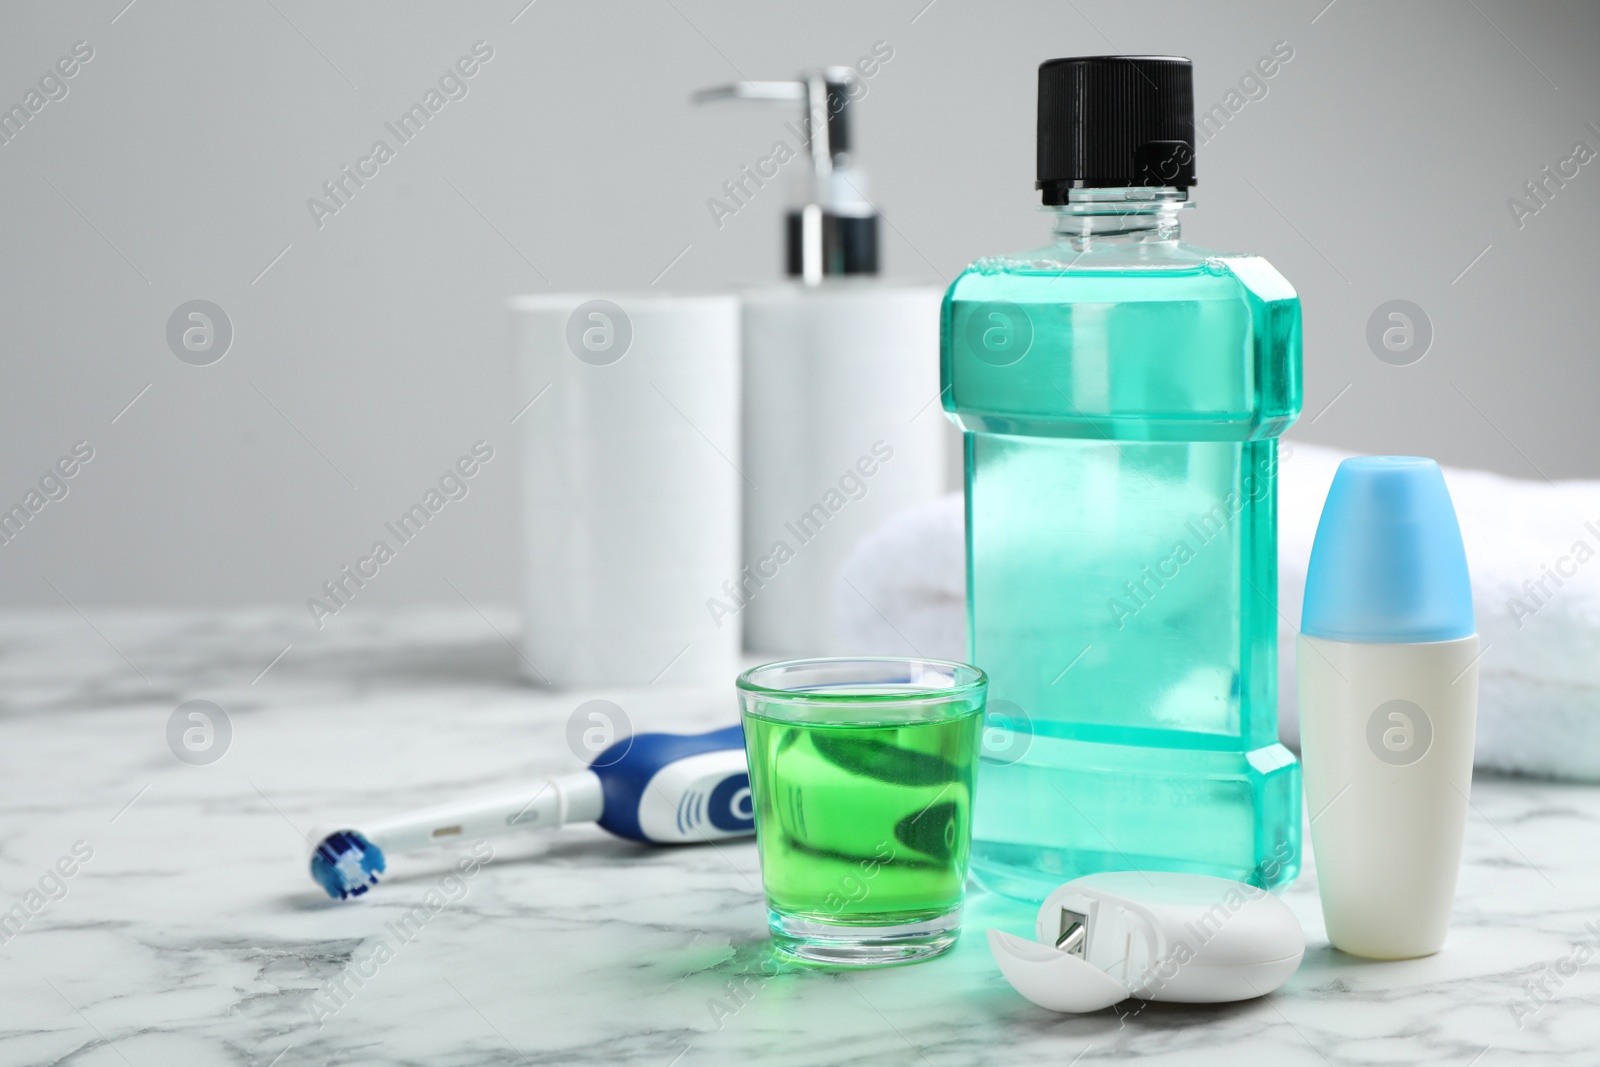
[1,608,1596,1066]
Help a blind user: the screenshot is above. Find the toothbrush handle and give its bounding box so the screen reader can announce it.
[361,771,603,854]
[593,725,752,842]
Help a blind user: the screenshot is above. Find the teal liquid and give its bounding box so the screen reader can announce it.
[943,246,1304,901]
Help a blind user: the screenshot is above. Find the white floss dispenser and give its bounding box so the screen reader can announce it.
[989,872,1305,1012]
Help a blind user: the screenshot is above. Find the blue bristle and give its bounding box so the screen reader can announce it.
[310,830,386,900]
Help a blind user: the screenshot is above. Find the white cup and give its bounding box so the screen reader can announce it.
[509,293,741,688]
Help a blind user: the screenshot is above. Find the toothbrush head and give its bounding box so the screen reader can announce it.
[310,829,386,901]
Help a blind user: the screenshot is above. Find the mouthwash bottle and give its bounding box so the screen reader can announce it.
[942,56,1303,901]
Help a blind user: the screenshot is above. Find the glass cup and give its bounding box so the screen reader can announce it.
[736,657,988,966]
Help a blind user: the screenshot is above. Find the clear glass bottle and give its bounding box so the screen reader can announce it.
[943,167,1304,899]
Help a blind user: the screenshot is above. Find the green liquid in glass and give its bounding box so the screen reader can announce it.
[943,245,1304,902]
[742,698,984,928]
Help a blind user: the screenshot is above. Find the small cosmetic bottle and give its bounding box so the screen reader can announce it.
[1298,456,1478,959]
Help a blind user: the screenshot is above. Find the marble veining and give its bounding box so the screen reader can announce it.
[0,608,1596,1066]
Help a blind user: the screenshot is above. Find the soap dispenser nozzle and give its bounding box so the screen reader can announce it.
[693,68,878,284]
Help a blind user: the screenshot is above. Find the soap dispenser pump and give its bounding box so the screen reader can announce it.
[694,67,947,658]
[695,69,879,282]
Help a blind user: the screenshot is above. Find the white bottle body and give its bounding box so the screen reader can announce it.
[1297,633,1478,958]
[739,281,947,656]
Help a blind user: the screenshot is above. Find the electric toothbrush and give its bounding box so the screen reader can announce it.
[309,725,752,900]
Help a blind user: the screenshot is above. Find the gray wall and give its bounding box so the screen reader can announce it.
[2,0,1596,609]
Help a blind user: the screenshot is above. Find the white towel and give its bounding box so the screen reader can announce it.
[835,441,1600,781]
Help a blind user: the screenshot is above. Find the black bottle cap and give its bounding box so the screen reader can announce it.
[1036,55,1196,204]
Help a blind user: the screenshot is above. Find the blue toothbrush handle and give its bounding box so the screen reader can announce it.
[591,724,753,843]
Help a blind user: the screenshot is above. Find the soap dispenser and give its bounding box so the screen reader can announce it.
[694,68,946,657]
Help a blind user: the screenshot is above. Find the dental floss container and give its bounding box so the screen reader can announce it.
[1298,456,1478,959]
[988,872,1304,1012]
[693,65,947,657]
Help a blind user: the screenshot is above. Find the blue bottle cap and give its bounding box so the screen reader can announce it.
[1301,456,1474,643]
